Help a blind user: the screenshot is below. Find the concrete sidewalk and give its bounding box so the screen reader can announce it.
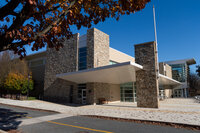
[0,98,200,126]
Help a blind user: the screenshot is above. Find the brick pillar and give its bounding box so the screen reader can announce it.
[86,28,110,104]
[135,41,159,108]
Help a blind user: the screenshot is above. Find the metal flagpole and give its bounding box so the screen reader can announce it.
[153,5,158,44]
[153,5,160,79]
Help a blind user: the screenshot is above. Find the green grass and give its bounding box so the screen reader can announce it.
[27,97,37,100]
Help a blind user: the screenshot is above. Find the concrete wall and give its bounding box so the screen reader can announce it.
[165,89,172,98]
[159,62,172,78]
[109,47,135,63]
[25,52,46,97]
[159,62,173,98]
[86,83,120,104]
[109,84,120,102]
[135,41,159,108]
[43,33,79,103]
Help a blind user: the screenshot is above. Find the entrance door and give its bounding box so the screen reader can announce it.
[120,82,134,102]
[69,85,73,103]
[78,84,87,104]
[82,89,86,104]
[174,89,181,97]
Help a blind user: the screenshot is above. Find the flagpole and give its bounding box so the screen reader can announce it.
[153,5,158,44]
[153,5,160,79]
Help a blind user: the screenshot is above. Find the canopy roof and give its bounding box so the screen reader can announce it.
[165,58,196,65]
[57,62,181,86]
[159,74,181,87]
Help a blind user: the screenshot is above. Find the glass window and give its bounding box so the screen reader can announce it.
[120,82,135,102]
[79,47,87,53]
[170,64,187,82]
[79,52,87,57]
[109,60,118,65]
[78,47,87,70]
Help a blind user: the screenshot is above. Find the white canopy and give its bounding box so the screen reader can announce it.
[159,74,181,87]
[57,61,181,86]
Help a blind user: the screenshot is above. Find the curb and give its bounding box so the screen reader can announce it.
[84,115,200,131]
[0,103,59,113]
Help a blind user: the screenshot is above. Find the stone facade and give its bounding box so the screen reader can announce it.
[24,28,177,107]
[135,41,159,108]
[44,33,79,103]
[86,28,110,104]
[87,28,109,68]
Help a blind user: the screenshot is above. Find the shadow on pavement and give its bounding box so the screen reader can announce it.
[0,108,27,131]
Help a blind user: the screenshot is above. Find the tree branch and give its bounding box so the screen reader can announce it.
[33,5,61,16]
[34,0,77,39]
[0,0,22,20]
[0,2,30,51]
[1,42,24,51]
[0,0,77,52]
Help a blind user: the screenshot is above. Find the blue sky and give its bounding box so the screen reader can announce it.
[25,0,200,72]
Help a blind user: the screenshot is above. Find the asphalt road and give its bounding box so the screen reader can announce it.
[0,104,198,133]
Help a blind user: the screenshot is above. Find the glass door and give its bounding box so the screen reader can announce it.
[78,84,87,104]
[120,82,134,102]
[82,89,86,104]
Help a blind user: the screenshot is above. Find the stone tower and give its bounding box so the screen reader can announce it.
[135,41,159,108]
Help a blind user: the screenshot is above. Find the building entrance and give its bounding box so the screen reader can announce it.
[78,84,87,104]
[82,89,87,104]
[120,82,136,102]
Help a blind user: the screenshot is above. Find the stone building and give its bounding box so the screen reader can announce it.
[25,28,186,108]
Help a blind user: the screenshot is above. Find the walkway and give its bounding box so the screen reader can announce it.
[0,98,199,126]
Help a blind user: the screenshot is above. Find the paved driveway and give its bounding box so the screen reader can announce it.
[0,104,198,133]
[0,98,200,126]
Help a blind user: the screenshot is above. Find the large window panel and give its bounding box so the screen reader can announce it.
[78,47,87,70]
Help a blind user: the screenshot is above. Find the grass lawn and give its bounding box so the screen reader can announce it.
[27,97,37,100]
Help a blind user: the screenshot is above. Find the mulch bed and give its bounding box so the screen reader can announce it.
[83,115,200,131]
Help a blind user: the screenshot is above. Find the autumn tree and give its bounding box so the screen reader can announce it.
[189,73,200,96]
[0,51,31,95]
[196,65,200,77]
[0,0,150,58]
[0,51,29,82]
[4,73,33,94]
